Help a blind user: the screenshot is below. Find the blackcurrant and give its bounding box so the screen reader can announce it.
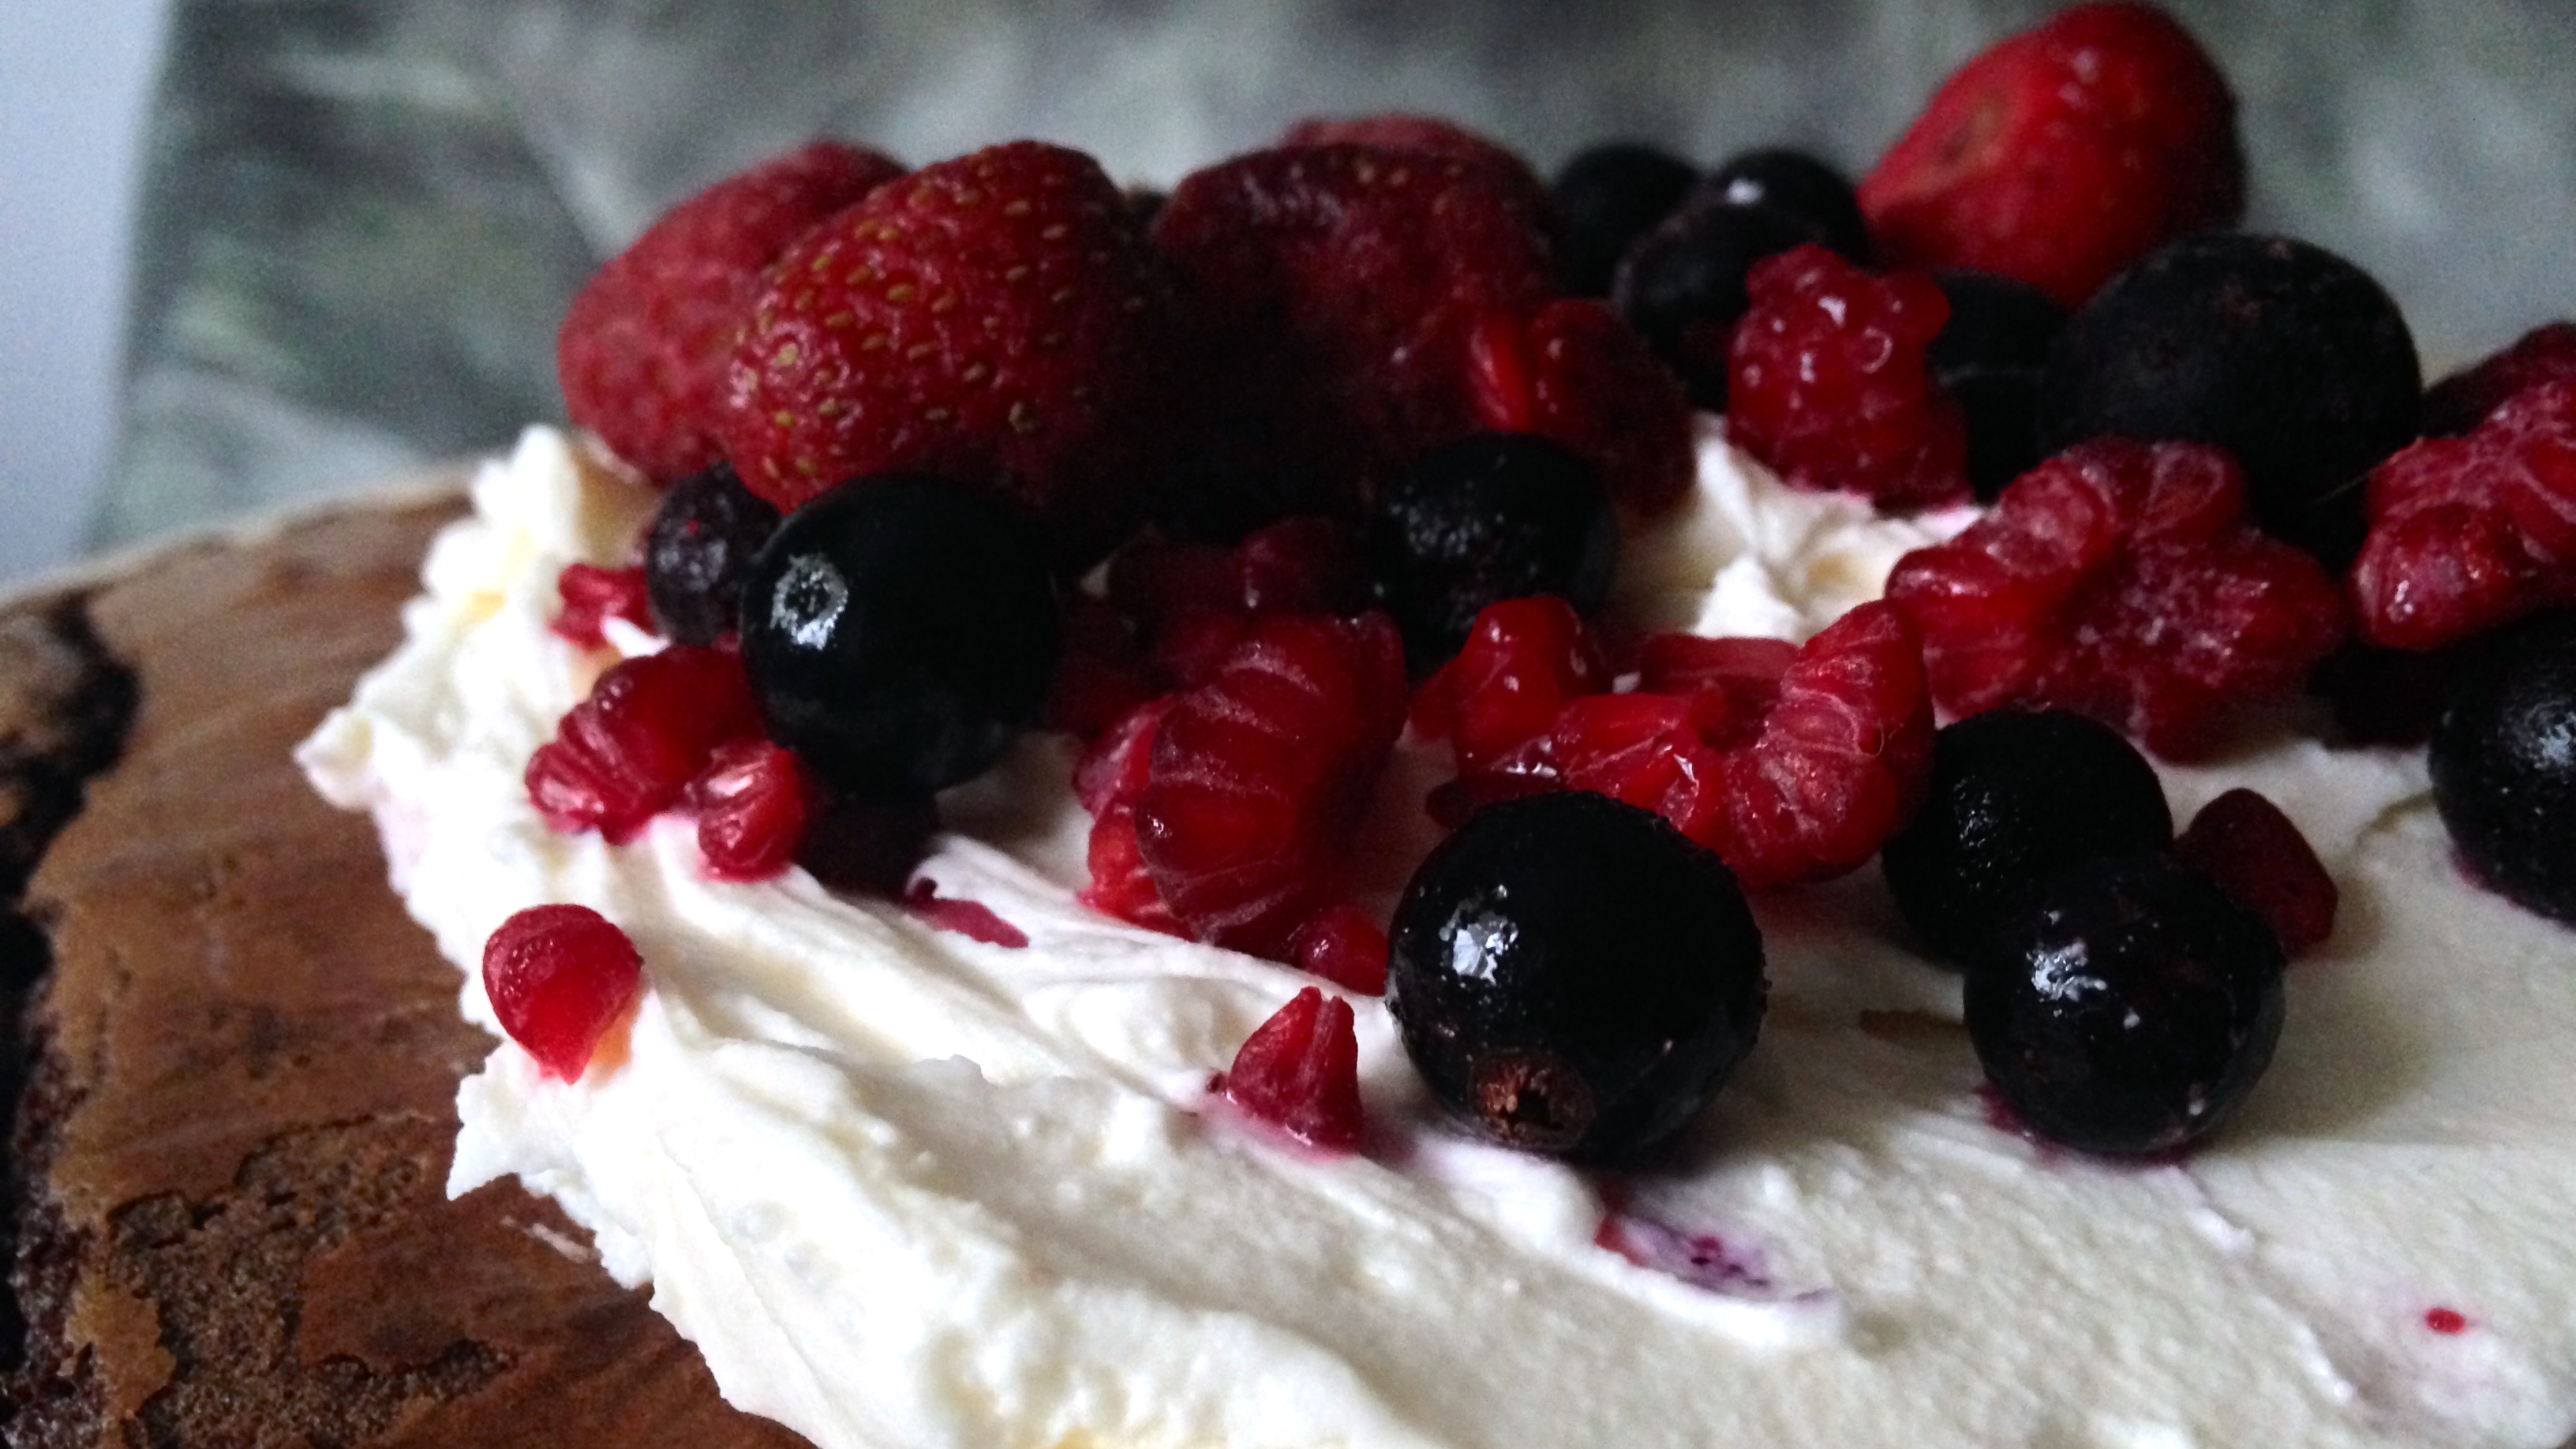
[645,463,783,646]
[2430,611,2576,923]
[1366,433,1618,671]
[1552,141,1698,298]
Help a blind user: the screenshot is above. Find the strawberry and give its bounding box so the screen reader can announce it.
[1468,300,1697,515]
[1859,3,2244,308]
[721,141,1178,559]
[558,141,903,481]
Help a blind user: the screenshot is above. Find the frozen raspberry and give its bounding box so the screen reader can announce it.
[1077,698,1182,933]
[723,142,1178,559]
[482,905,644,1081]
[1288,904,1391,997]
[1633,635,1799,747]
[1137,613,1408,957]
[2350,380,2576,652]
[687,739,817,882]
[524,645,762,841]
[551,564,654,650]
[2422,322,2576,437]
[559,141,904,481]
[1043,599,1156,739]
[1887,440,2348,758]
[1468,301,1696,516]
[1153,144,1557,525]
[1556,603,1934,889]
[1416,597,1609,777]
[1220,987,1365,1154]
[2174,788,2338,957]
[1859,4,2244,308]
[1728,245,1971,511]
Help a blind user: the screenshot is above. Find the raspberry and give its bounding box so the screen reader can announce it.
[482,905,644,1081]
[1728,245,1971,511]
[1556,603,1934,889]
[1859,4,2244,308]
[1101,519,1373,695]
[1288,904,1391,997]
[2350,380,2576,652]
[2174,788,2338,957]
[1076,699,1182,934]
[2421,321,2576,437]
[550,564,654,650]
[686,739,816,882]
[722,142,1177,557]
[1416,597,1609,777]
[1887,440,2348,758]
[1136,613,1408,957]
[1279,114,1536,182]
[1220,987,1365,1154]
[558,142,904,481]
[1043,600,1155,739]
[1153,144,1557,523]
[524,645,763,841]
[1633,635,1798,748]
[1467,300,1696,515]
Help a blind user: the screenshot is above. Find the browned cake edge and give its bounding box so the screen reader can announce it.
[0,498,807,1448]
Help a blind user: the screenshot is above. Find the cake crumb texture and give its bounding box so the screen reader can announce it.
[0,498,807,1447]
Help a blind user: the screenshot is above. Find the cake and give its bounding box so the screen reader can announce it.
[14,4,2576,1447]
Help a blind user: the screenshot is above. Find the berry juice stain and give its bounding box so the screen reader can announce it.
[904,879,1029,949]
[1596,1208,1779,1297]
[2425,1307,2470,1335]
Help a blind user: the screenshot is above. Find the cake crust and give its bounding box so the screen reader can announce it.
[1,495,806,1447]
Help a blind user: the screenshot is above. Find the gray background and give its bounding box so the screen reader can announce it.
[8,0,2575,584]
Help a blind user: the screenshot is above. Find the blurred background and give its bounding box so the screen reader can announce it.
[4,0,2572,585]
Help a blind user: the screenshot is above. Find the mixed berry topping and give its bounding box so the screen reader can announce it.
[739,475,1060,799]
[1220,986,1365,1154]
[644,464,782,646]
[1365,434,1619,669]
[1551,141,1698,298]
[1288,905,1391,998]
[551,563,653,650]
[1887,438,2348,759]
[2428,612,2576,923]
[1388,792,1765,1162]
[2173,788,2338,957]
[481,904,646,1080]
[1413,596,1610,779]
[524,644,762,841]
[1965,853,2286,1158]
[1614,194,1846,410]
[1466,300,1696,516]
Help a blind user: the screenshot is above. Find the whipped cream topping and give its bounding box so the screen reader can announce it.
[301,425,2576,1449]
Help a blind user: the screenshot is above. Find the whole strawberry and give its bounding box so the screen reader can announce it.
[1859,3,2244,308]
[558,141,904,481]
[722,141,1178,558]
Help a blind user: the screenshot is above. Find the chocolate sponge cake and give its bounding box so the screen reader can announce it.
[0,494,805,1447]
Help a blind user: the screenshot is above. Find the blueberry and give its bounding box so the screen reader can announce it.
[1552,141,1698,298]
[1700,148,1871,263]
[1930,271,2066,500]
[2430,611,2576,923]
[1612,197,1828,409]
[1389,792,1766,1161]
[1881,708,2174,967]
[645,464,783,646]
[1967,854,2286,1157]
[2035,234,2422,566]
[739,477,1059,797]
[1366,433,1617,670]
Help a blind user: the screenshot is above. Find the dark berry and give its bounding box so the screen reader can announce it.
[1967,854,2286,1157]
[2035,234,2421,566]
[2174,788,2338,957]
[1552,142,1698,298]
[2429,611,2576,923]
[796,789,940,897]
[1700,148,1870,263]
[1366,434,1618,670]
[482,904,644,1081]
[1930,271,2066,499]
[1388,792,1766,1162]
[739,477,1060,798]
[1881,708,2174,967]
[1612,198,1828,408]
[646,464,783,646]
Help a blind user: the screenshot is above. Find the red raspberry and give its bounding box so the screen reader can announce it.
[1859,3,2244,308]
[1728,245,1971,511]
[550,564,654,650]
[1137,613,1408,958]
[1554,604,1934,889]
[722,142,1178,555]
[1416,597,1609,776]
[1279,114,1537,181]
[1043,599,1156,739]
[1153,144,1557,518]
[1102,519,1374,694]
[2174,788,2338,957]
[2421,321,2576,437]
[1467,301,1697,515]
[1076,699,1183,934]
[1220,987,1365,1154]
[1287,905,1391,997]
[1634,635,1799,748]
[1887,439,2348,758]
[482,905,644,1080]
[524,645,762,841]
[2350,380,2576,652]
[687,739,816,882]
[558,142,904,481]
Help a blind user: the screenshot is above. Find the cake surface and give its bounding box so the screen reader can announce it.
[0,495,804,1447]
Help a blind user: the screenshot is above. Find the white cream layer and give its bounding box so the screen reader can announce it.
[301,425,2576,1449]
